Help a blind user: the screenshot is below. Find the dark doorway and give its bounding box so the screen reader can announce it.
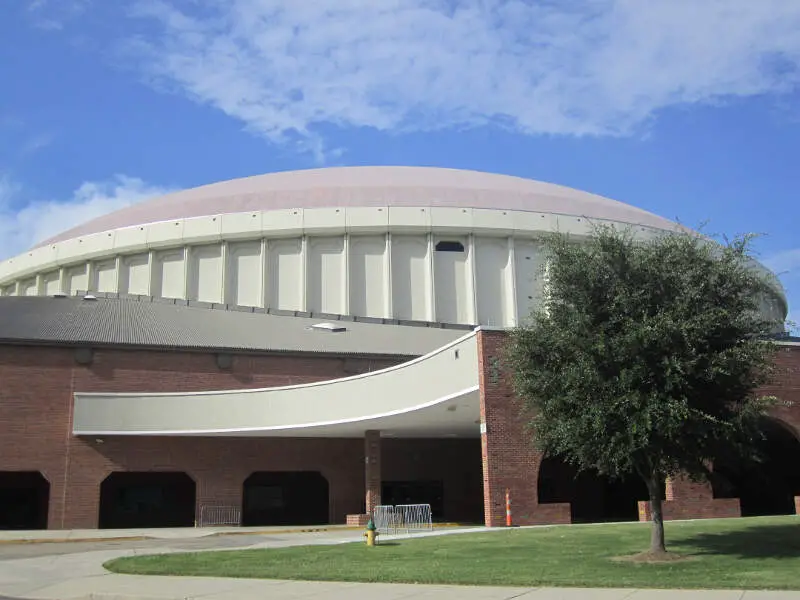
[242,471,329,526]
[711,419,800,517]
[538,456,650,523]
[380,438,483,523]
[99,472,196,529]
[0,471,49,530]
[382,481,445,520]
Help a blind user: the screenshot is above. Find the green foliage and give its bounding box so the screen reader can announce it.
[506,225,782,484]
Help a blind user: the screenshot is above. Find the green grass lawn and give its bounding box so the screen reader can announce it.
[105,515,800,590]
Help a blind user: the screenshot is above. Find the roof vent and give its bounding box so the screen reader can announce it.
[82,294,98,301]
[52,292,67,299]
[309,322,347,333]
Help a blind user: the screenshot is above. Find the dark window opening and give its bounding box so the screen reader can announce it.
[435,241,465,252]
[99,472,196,529]
[711,418,800,516]
[0,471,49,530]
[242,471,329,526]
[538,456,652,524]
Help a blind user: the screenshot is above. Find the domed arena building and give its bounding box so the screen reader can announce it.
[0,166,797,531]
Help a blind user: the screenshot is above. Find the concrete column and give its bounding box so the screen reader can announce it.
[384,233,393,319]
[300,235,308,312]
[506,236,518,327]
[364,430,382,516]
[467,234,478,325]
[426,233,436,322]
[342,234,350,315]
[260,238,269,309]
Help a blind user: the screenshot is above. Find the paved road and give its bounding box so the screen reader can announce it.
[0,528,798,599]
[0,532,301,560]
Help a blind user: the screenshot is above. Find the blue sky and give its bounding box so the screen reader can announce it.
[1,0,799,329]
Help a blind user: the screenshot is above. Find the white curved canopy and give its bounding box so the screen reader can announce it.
[72,330,481,438]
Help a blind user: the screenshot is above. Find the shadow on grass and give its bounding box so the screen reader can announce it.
[680,523,800,559]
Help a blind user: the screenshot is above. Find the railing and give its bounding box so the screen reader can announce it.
[197,504,242,527]
[373,503,433,536]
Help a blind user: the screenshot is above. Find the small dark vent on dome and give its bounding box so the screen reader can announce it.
[435,241,465,252]
[309,322,347,333]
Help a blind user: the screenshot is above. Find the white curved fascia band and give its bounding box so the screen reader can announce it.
[74,385,480,436]
[72,331,482,436]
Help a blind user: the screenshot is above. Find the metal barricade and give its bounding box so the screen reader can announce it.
[396,503,433,533]
[372,505,399,534]
[197,504,242,527]
[372,503,433,536]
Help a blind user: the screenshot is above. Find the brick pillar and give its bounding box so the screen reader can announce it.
[478,329,571,527]
[56,466,106,530]
[365,430,381,516]
[192,469,245,526]
[794,496,800,515]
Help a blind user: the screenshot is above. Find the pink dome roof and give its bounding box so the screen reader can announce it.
[40,166,679,246]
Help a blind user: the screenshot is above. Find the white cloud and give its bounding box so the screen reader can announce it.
[765,248,800,281]
[120,0,800,153]
[20,132,55,156]
[27,0,90,31]
[0,175,170,259]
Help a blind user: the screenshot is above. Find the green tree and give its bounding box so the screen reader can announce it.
[507,225,781,556]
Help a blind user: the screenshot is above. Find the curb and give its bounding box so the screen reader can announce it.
[0,523,470,545]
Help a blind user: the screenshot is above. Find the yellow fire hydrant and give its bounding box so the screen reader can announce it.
[364,518,378,547]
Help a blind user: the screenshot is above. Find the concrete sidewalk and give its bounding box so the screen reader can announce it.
[18,575,800,600]
[0,527,797,600]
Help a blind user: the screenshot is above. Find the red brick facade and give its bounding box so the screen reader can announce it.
[637,476,740,522]
[364,430,382,516]
[0,333,797,530]
[478,330,570,527]
[0,345,403,529]
[477,330,800,527]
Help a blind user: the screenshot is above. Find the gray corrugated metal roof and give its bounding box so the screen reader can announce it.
[0,296,468,356]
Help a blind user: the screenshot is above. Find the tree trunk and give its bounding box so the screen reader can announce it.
[646,472,666,554]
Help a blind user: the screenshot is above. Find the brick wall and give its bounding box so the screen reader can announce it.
[0,344,399,529]
[3,336,797,530]
[477,331,800,527]
[637,476,741,522]
[364,430,381,516]
[478,330,571,527]
[760,344,800,437]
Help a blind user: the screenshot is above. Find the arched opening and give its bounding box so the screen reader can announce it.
[99,472,196,529]
[242,471,329,526]
[0,472,49,530]
[711,418,800,516]
[538,456,649,523]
